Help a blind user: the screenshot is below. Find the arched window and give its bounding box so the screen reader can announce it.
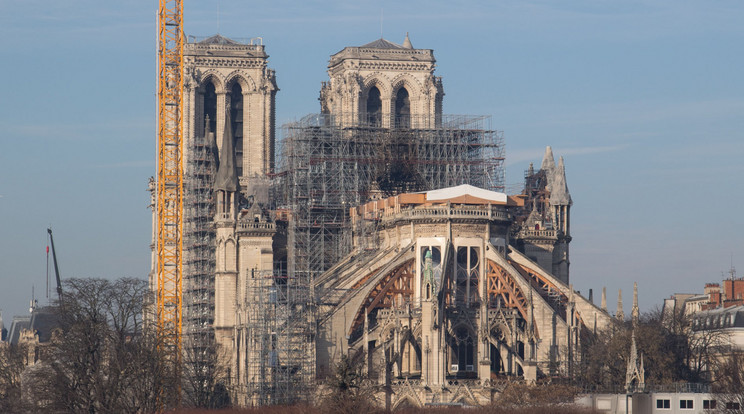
[230,83,243,177]
[401,336,422,376]
[421,246,442,298]
[395,87,410,128]
[455,247,480,306]
[450,327,475,375]
[203,82,217,136]
[366,86,382,126]
[490,343,502,375]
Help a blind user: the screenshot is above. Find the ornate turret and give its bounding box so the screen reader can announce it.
[616,289,625,321]
[551,157,572,207]
[402,32,413,49]
[541,146,556,171]
[626,282,645,392]
[513,146,572,283]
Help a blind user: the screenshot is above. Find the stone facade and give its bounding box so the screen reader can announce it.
[183,34,277,182]
[147,34,279,394]
[314,187,611,408]
[149,34,610,408]
[511,146,573,284]
[320,35,443,127]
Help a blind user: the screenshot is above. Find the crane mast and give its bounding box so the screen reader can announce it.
[47,228,63,301]
[157,0,183,405]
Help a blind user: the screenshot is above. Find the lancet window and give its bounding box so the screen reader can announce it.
[394,87,410,128]
[366,86,382,126]
[230,83,243,177]
[449,327,475,375]
[202,82,217,136]
[455,247,480,306]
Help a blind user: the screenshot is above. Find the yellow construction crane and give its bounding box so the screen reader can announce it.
[157,0,183,405]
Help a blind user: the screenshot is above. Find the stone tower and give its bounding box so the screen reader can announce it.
[513,146,573,283]
[319,33,444,127]
[150,34,279,375]
[183,35,279,388]
[184,34,278,188]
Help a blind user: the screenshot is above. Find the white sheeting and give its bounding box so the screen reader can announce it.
[425,184,507,203]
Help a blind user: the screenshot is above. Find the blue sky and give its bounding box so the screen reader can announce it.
[1,0,742,322]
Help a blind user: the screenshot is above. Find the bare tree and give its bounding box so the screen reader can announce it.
[710,350,744,413]
[495,381,581,409]
[31,278,165,413]
[579,309,709,391]
[0,342,30,412]
[181,338,231,409]
[320,351,381,414]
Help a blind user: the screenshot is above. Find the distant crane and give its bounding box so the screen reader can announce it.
[47,228,63,301]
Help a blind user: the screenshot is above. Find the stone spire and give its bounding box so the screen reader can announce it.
[632,282,640,326]
[625,328,645,393]
[214,109,239,192]
[626,282,645,393]
[540,145,556,171]
[601,287,607,311]
[205,114,220,170]
[422,248,435,300]
[549,156,572,206]
[616,289,625,320]
[402,32,413,49]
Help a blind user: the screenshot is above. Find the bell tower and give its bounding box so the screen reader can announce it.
[320,33,444,128]
[184,35,278,188]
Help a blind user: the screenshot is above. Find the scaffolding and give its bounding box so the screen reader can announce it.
[239,112,504,403]
[183,127,217,372]
[273,113,505,283]
[239,269,315,405]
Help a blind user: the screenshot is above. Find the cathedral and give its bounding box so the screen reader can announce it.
[149,33,613,408]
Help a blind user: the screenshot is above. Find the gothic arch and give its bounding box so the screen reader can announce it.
[447,323,477,375]
[349,259,415,338]
[198,70,225,93]
[391,73,423,101]
[362,73,392,100]
[399,329,422,373]
[225,239,236,271]
[393,395,420,410]
[486,260,529,320]
[511,261,570,321]
[224,72,257,93]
